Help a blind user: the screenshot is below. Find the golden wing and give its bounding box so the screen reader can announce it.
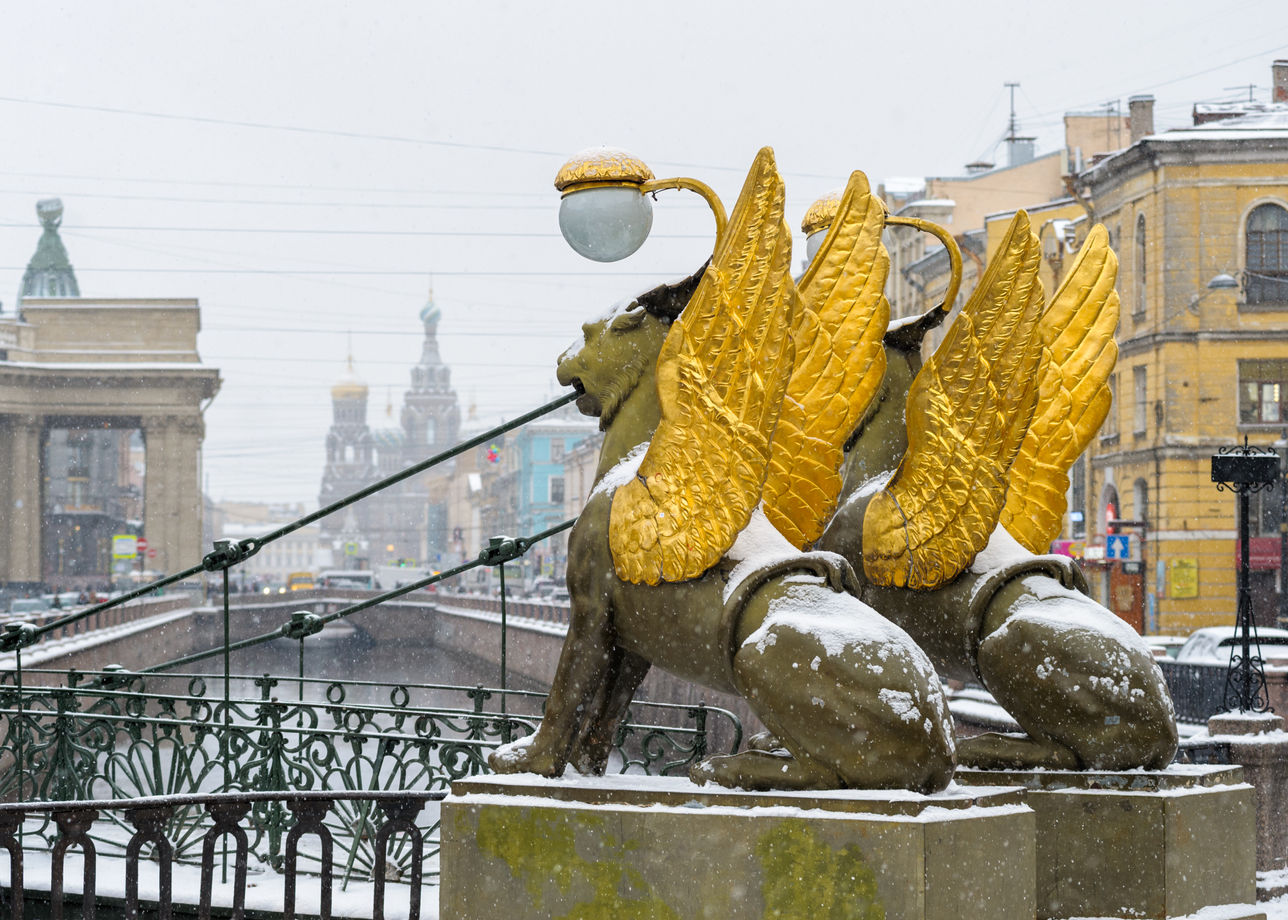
[863,210,1046,590]
[609,147,798,585]
[762,170,889,549]
[1000,224,1120,553]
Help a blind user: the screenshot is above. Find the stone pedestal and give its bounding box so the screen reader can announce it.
[441,774,1034,920]
[1207,710,1288,874]
[956,764,1254,919]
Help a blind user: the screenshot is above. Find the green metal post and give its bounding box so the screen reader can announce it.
[499,564,509,743]
[222,566,231,883]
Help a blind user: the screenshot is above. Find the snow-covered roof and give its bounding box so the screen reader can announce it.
[881,176,927,196]
[1150,105,1288,141]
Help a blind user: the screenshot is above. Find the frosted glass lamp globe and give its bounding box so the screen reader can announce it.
[805,229,827,265]
[559,187,654,262]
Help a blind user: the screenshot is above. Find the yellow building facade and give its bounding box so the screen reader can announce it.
[1072,102,1288,634]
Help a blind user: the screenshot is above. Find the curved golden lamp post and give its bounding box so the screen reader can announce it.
[555,146,728,261]
[801,191,964,316]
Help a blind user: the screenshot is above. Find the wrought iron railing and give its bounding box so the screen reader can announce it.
[0,666,739,884]
[0,790,444,920]
[1156,659,1237,724]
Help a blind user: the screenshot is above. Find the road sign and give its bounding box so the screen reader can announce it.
[1107,534,1132,560]
[137,537,149,552]
[147,548,157,559]
[111,534,137,559]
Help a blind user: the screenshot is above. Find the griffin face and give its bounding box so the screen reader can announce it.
[557,305,669,430]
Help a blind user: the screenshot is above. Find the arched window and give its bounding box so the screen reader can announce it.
[1247,203,1288,305]
[1102,484,1120,538]
[1134,215,1147,318]
[1133,478,1149,525]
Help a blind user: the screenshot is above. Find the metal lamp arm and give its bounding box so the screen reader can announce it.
[884,215,963,315]
[641,176,729,248]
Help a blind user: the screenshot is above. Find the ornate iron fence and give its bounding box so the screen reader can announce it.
[0,667,740,884]
[1156,659,1233,724]
[0,790,443,920]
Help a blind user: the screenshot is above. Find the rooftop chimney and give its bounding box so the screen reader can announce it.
[1129,95,1155,143]
[1275,60,1288,104]
[1006,137,1035,168]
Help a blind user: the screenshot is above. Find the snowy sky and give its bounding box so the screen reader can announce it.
[1,1,1286,504]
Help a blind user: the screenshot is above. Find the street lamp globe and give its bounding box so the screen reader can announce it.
[801,188,843,267]
[558,187,653,262]
[555,147,657,263]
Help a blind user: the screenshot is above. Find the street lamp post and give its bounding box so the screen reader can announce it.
[1281,428,1288,630]
[1211,438,1278,712]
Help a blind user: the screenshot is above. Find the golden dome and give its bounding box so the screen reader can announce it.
[331,356,368,401]
[554,146,654,194]
[801,189,844,236]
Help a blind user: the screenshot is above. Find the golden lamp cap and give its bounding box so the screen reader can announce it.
[555,147,655,194]
[801,189,844,236]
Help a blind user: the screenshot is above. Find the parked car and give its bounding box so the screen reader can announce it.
[1174,626,1288,666]
[1145,635,1189,660]
[8,597,49,615]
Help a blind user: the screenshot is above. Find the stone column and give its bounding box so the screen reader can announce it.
[172,415,205,571]
[1208,710,1288,875]
[143,414,206,577]
[1,414,44,587]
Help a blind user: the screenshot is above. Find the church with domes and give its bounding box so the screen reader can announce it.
[317,290,460,569]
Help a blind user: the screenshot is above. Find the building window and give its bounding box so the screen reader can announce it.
[549,477,565,505]
[1134,214,1147,319]
[1239,360,1288,425]
[1133,366,1147,434]
[1070,455,1086,539]
[1247,203,1288,305]
[1102,373,1119,438]
[1133,478,1149,525]
[1250,487,1284,537]
[551,439,565,462]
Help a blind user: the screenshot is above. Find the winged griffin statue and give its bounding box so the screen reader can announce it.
[491,149,956,792]
[807,188,1177,771]
[489,145,1176,790]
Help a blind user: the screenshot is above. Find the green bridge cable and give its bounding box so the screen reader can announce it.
[1,391,578,657]
[129,518,577,680]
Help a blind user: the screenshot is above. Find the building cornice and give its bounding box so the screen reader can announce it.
[1081,136,1288,195]
[1118,327,1288,357]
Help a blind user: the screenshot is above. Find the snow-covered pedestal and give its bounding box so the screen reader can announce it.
[1205,711,1288,876]
[956,764,1254,919]
[440,774,1034,920]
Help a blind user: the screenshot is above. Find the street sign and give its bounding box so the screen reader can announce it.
[111,534,138,559]
[1107,534,1131,560]
[147,548,157,559]
[137,537,149,552]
